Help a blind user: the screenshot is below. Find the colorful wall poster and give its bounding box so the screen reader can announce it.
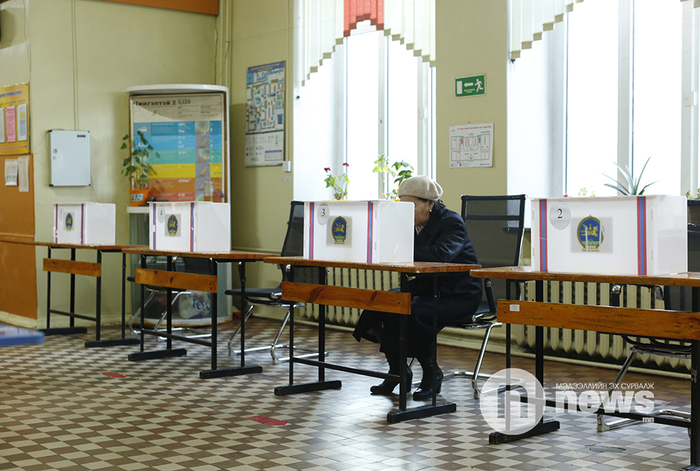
[0,83,29,156]
[130,93,227,202]
[245,61,285,166]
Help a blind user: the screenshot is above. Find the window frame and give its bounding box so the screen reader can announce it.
[508,0,700,199]
[293,21,436,201]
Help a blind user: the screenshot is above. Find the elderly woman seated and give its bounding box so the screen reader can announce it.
[353,175,482,400]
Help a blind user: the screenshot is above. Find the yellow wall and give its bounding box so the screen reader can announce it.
[435,0,508,209]
[0,0,30,85]
[0,0,509,325]
[227,0,294,291]
[0,0,216,326]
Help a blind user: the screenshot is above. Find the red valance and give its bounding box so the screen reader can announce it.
[344,0,385,37]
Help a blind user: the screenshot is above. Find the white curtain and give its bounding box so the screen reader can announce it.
[511,0,700,60]
[384,0,436,66]
[296,0,435,86]
[295,0,344,87]
[510,0,581,60]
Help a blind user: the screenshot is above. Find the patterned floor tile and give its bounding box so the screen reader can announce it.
[0,318,696,470]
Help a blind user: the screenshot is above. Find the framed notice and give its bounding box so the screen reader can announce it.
[245,61,285,166]
[128,85,229,203]
[0,83,29,156]
[449,123,494,168]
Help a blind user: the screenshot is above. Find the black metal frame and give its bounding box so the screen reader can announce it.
[273,264,457,423]
[43,246,140,348]
[489,277,700,471]
[127,253,263,379]
[446,194,526,397]
[225,201,317,362]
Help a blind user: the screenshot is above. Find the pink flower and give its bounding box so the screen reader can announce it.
[342,162,349,167]
[324,167,331,172]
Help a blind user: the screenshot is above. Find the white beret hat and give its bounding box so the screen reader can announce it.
[397,175,443,200]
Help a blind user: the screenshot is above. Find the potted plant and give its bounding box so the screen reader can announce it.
[324,163,350,200]
[121,130,157,206]
[602,157,656,196]
[372,154,414,199]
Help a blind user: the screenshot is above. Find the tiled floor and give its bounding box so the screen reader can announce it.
[0,318,694,470]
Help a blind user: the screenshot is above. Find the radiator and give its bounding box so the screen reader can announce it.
[297,270,691,372]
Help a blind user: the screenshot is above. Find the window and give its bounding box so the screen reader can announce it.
[565,0,619,196]
[631,0,683,196]
[293,21,435,201]
[508,0,699,200]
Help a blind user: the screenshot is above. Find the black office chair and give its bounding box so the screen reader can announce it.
[442,194,526,399]
[225,201,320,363]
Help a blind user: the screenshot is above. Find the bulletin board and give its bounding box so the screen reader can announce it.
[0,83,30,156]
[128,87,229,203]
[0,153,37,320]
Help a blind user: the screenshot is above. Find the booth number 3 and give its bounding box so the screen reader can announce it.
[317,203,330,226]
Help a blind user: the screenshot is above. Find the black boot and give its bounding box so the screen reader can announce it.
[370,360,412,395]
[412,355,443,400]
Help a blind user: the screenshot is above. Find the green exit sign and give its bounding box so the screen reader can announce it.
[455,75,485,97]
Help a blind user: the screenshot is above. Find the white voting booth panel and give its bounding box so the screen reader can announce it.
[149,202,230,252]
[53,203,116,245]
[531,196,687,275]
[303,200,414,263]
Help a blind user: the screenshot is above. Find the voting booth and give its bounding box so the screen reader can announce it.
[303,200,414,263]
[531,195,687,275]
[149,201,230,252]
[53,203,116,245]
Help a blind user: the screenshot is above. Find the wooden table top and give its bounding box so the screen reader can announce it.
[122,247,276,260]
[265,256,480,274]
[470,266,700,287]
[35,242,146,251]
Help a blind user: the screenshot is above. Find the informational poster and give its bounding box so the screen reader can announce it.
[245,61,285,166]
[0,83,29,156]
[4,159,17,186]
[449,123,494,168]
[130,93,227,202]
[17,155,29,192]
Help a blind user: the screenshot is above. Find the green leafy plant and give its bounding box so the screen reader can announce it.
[324,163,350,200]
[121,130,158,190]
[372,154,414,199]
[602,157,657,195]
[686,189,700,199]
[392,160,414,194]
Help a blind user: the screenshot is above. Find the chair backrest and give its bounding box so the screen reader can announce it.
[280,201,305,257]
[664,218,699,311]
[461,195,526,304]
[181,257,212,275]
[279,201,319,284]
